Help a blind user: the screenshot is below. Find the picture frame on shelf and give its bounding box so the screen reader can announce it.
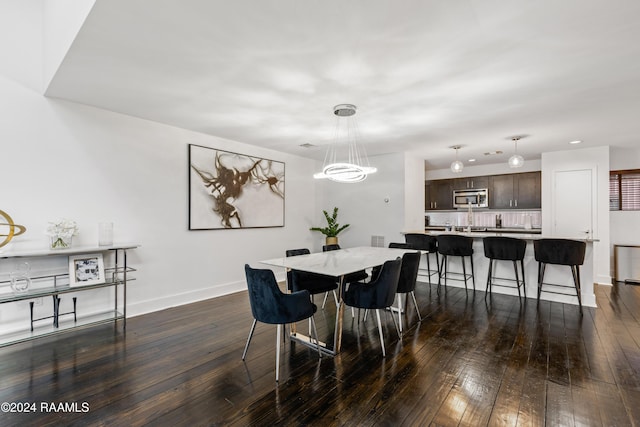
[68,254,105,287]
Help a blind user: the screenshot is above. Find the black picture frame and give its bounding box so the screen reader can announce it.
[188,144,285,230]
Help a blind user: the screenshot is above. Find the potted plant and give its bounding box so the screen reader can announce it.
[310,207,350,245]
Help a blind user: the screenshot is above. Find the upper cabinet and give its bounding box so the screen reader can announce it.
[426,171,541,211]
[453,176,489,190]
[488,171,541,209]
[425,179,453,210]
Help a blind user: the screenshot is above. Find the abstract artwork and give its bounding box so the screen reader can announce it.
[189,144,285,230]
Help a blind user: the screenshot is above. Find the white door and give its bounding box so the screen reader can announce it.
[553,169,593,239]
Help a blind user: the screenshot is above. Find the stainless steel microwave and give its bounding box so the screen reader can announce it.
[453,188,488,208]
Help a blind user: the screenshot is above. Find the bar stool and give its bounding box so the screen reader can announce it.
[483,236,527,299]
[404,233,439,285]
[436,235,475,291]
[534,238,586,313]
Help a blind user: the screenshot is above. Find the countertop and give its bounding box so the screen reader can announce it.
[411,229,598,242]
[424,226,542,234]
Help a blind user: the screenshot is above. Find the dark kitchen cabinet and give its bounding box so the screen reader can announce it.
[453,176,489,190]
[515,171,541,208]
[489,172,541,209]
[425,179,453,210]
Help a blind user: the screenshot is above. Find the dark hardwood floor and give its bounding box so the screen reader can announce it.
[1,280,639,426]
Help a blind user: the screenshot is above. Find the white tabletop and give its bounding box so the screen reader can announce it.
[260,246,413,277]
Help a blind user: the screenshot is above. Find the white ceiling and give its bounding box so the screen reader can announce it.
[45,0,640,170]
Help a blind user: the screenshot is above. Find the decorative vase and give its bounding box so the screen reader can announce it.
[10,262,31,293]
[50,235,73,249]
[326,236,338,245]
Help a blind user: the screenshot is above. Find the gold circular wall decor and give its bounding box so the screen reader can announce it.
[0,209,27,248]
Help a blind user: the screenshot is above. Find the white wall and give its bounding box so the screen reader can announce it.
[313,152,419,250]
[43,0,96,89]
[0,0,43,92]
[541,146,611,285]
[403,153,425,233]
[0,74,318,331]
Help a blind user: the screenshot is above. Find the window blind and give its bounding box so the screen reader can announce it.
[610,170,640,210]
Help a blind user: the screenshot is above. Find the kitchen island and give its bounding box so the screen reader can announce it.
[407,230,597,307]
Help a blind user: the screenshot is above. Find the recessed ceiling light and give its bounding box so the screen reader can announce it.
[468,158,476,162]
[569,140,582,145]
[483,150,503,156]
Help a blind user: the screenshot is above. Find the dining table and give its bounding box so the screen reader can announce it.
[260,245,411,356]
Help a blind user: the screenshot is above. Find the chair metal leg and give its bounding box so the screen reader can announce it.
[275,324,282,382]
[462,256,468,290]
[520,259,526,296]
[513,260,522,299]
[410,291,422,321]
[388,306,401,339]
[242,319,257,360]
[485,258,492,295]
[469,255,476,292]
[397,294,403,335]
[537,262,546,302]
[375,309,386,357]
[572,265,583,313]
[470,255,475,290]
[437,254,444,292]
[322,291,329,309]
[426,252,431,286]
[333,290,339,306]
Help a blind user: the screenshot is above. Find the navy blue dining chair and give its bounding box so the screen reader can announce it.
[242,264,321,382]
[394,251,422,335]
[286,248,339,309]
[343,258,402,357]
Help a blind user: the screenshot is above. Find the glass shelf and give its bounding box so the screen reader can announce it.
[0,243,139,259]
[0,310,124,347]
[0,274,136,304]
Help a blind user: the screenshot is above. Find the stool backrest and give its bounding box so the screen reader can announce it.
[533,238,586,266]
[483,236,526,261]
[405,233,438,252]
[436,235,473,256]
[286,248,310,257]
[389,242,411,249]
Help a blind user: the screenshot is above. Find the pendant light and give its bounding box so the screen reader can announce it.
[508,136,524,168]
[450,145,463,173]
[313,104,377,183]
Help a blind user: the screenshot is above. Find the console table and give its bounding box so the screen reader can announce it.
[0,243,138,346]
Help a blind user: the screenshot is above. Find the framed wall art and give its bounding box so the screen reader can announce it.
[68,254,105,287]
[188,144,285,230]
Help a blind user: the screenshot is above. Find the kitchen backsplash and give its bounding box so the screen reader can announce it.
[426,210,541,228]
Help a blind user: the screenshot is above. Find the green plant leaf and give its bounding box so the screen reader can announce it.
[310,207,349,237]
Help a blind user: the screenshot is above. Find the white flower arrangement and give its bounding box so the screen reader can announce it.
[46,218,79,248]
